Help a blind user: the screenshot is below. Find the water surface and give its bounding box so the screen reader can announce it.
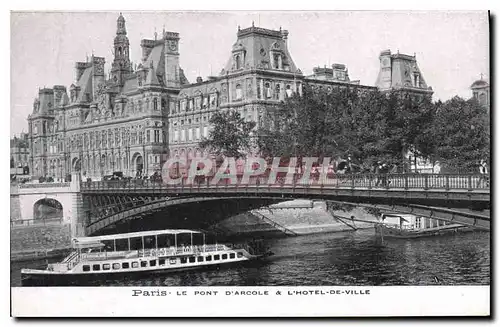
[11,229,490,286]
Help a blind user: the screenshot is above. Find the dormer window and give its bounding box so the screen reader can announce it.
[413,73,420,87]
[235,55,242,70]
[273,54,280,70]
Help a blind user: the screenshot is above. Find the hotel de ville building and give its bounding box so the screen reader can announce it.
[27,14,432,181]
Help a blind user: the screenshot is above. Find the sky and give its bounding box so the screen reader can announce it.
[10,11,489,136]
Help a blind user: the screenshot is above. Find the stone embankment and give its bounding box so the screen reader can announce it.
[10,224,72,262]
[214,200,378,237]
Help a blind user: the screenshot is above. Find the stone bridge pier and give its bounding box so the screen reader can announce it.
[12,173,87,238]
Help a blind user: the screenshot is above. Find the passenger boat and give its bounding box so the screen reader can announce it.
[374,213,472,240]
[21,229,272,286]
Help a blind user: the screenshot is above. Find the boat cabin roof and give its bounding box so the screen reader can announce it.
[382,213,415,219]
[74,241,105,249]
[74,229,201,244]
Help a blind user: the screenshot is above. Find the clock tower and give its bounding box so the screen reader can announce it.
[111,13,132,87]
[164,31,181,88]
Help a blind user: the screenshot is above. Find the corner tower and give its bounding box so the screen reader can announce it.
[375,49,432,96]
[111,13,132,87]
[221,25,300,74]
[471,76,490,109]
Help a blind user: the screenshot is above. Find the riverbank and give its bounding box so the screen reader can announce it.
[11,247,71,263]
[10,223,72,262]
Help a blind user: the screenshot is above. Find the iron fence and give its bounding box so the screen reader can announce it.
[80,173,490,192]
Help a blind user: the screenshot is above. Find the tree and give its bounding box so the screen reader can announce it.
[257,84,436,171]
[199,110,256,159]
[427,96,490,172]
[257,84,356,161]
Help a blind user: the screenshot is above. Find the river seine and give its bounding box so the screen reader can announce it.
[11,229,490,286]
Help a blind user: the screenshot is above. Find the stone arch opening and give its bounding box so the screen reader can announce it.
[72,157,81,172]
[33,198,63,221]
[131,152,143,178]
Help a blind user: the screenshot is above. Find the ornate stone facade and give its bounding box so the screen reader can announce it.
[27,14,432,180]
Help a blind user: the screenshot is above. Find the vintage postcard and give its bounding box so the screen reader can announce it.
[9,10,490,317]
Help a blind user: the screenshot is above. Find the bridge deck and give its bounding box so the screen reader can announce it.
[80,174,490,235]
[81,182,490,204]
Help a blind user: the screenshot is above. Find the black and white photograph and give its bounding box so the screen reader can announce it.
[8,8,490,317]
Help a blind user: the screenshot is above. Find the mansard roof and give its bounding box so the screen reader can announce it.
[144,62,161,87]
[143,42,165,77]
[75,66,93,102]
[221,26,300,74]
[122,75,139,94]
[59,92,69,106]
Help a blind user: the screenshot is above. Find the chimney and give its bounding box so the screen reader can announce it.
[281,29,289,47]
[140,39,155,62]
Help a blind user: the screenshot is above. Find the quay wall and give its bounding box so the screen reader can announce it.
[216,200,378,236]
[10,223,72,261]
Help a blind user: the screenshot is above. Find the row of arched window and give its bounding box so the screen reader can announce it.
[127,97,161,113]
[177,93,218,114]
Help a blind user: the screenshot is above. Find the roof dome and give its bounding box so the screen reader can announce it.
[471,79,489,89]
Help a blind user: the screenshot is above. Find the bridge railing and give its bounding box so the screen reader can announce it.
[80,173,490,191]
[18,182,71,189]
[10,217,65,228]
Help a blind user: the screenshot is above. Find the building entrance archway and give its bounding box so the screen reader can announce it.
[131,152,143,178]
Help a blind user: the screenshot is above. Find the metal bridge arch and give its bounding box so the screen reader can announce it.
[84,195,287,236]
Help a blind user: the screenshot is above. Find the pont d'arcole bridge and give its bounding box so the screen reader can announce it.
[79,173,490,236]
[11,173,490,237]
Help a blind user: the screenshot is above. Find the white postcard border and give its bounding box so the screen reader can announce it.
[4,0,496,322]
[11,286,490,317]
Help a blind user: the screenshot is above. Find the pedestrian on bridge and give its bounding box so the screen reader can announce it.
[477,160,489,188]
[374,162,382,186]
[380,163,389,187]
[432,161,441,187]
